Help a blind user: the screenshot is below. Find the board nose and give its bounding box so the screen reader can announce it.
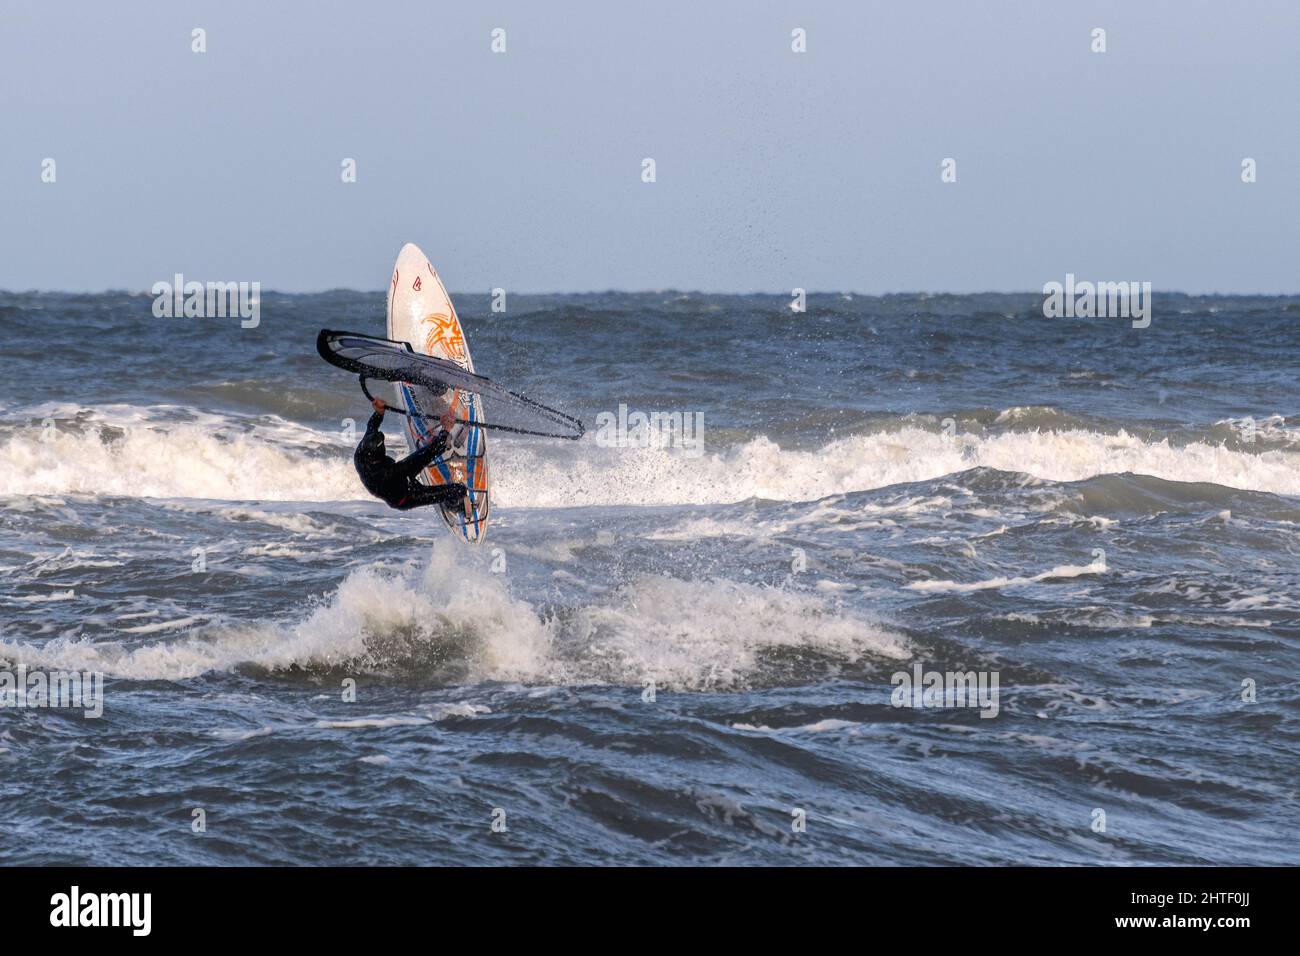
[394,241,428,272]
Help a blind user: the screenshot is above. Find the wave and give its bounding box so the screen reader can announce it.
[0,404,358,500]
[1,404,1298,504]
[907,558,1108,593]
[502,426,1300,503]
[0,542,908,690]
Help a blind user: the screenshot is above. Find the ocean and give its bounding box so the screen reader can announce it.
[0,290,1297,865]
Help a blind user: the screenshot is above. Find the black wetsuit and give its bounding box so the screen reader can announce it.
[354,410,467,511]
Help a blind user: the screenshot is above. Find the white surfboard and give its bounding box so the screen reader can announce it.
[385,242,490,543]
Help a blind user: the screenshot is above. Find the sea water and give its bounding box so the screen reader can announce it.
[0,290,1297,864]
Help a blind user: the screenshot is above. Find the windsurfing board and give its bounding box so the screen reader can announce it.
[385,242,490,543]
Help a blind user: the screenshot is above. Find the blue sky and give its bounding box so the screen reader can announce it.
[2,0,1297,292]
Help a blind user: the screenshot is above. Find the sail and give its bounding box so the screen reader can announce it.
[316,329,584,440]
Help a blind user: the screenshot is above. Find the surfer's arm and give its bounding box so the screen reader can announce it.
[364,408,384,436]
[391,430,450,479]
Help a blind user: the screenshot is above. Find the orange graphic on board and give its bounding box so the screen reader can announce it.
[424,313,467,361]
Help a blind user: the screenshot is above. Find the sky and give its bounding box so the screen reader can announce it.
[1,0,1297,293]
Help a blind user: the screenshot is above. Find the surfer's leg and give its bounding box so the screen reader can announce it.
[390,434,449,482]
[391,482,467,511]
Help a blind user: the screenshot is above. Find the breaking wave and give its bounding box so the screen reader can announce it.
[1,404,1298,504]
[0,541,908,691]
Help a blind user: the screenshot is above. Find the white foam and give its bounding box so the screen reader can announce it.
[117,616,205,634]
[316,716,429,730]
[424,702,491,719]
[908,558,1107,593]
[1214,414,1300,447]
[732,717,878,736]
[8,590,76,603]
[489,426,1300,504]
[0,408,357,500]
[558,575,908,689]
[3,409,1298,502]
[23,548,123,574]
[197,506,340,537]
[210,726,274,741]
[0,542,907,691]
[995,405,1067,424]
[1223,593,1286,611]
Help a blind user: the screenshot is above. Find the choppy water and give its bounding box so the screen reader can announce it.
[1,290,1297,865]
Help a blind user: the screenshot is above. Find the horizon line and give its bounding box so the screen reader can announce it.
[4,287,1300,298]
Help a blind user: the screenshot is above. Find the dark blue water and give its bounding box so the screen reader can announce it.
[1,291,1297,864]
